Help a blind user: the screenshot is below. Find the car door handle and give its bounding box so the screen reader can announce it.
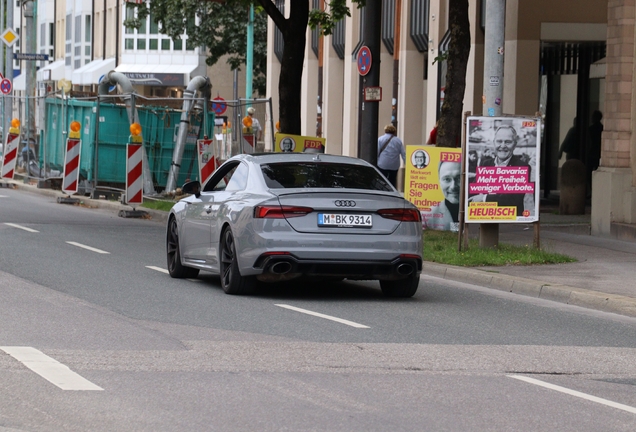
[205,205,212,214]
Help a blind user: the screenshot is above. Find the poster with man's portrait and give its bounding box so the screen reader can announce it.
[405,145,462,232]
[465,116,541,223]
[274,134,326,153]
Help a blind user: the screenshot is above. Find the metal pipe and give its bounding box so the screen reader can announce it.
[99,70,156,195]
[164,75,212,193]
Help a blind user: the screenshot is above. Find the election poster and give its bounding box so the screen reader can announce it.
[274,133,325,153]
[405,145,463,232]
[465,116,541,223]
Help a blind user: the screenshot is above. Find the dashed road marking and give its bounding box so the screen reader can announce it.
[0,346,103,391]
[275,304,370,329]
[508,375,636,414]
[66,241,110,254]
[4,223,39,233]
[147,265,169,274]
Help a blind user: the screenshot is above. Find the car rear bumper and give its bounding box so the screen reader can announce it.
[252,253,422,283]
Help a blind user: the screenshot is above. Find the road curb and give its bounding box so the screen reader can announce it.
[423,261,636,318]
[7,180,169,224]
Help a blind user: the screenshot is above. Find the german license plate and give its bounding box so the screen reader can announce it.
[318,213,372,227]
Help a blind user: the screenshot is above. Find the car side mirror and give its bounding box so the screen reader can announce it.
[182,180,201,198]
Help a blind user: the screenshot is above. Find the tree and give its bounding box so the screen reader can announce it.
[436,0,470,148]
[130,0,362,135]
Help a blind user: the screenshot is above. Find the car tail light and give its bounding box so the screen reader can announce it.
[254,205,313,219]
[377,208,421,222]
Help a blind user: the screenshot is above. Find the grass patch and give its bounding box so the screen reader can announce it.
[141,199,176,212]
[423,229,576,267]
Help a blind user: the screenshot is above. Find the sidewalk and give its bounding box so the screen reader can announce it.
[4,179,636,318]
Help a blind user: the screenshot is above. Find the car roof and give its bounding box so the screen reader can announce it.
[230,152,374,167]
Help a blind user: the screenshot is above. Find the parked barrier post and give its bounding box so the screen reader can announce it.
[58,120,82,204]
[119,122,148,219]
[1,118,21,181]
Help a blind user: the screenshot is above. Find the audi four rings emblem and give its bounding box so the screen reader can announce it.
[335,200,356,207]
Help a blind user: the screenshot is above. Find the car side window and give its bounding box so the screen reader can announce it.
[225,163,249,191]
[203,161,239,192]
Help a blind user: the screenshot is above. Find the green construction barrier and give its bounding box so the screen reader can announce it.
[43,97,214,190]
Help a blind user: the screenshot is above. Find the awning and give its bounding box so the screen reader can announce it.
[71,57,116,86]
[13,73,25,91]
[36,59,66,82]
[114,63,206,87]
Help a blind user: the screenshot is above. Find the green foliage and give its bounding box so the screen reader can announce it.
[423,230,576,267]
[141,199,176,212]
[126,0,267,95]
[309,0,364,36]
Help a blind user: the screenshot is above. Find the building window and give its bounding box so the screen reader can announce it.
[85,46,91,56]
[186,38,195,51]
[173,39,182,51]
[149,39,158,50]
[410,0,429,53]
[125,39,134,50]
[137,39,146,50]
[161,39,170,50]
[65,14,71,40]
[126,5,135,34]
[381,0,395,54]
[75,15,81,43]
[150,14,159,34]
[49,23,54,45]
[85,16,91,42]
[139,16,147,34]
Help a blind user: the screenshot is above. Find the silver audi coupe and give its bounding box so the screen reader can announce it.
[166,153,423,297]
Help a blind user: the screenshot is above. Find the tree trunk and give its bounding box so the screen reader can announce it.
[278,1,308,135]
[437,0,470,148]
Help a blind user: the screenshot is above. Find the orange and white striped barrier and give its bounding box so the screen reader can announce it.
[197,137,217,186]
[62,121,82,195]
[125,123,143,206]
[1,119,21,180]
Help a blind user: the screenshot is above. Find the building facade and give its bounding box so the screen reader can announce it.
[265,0,636,238]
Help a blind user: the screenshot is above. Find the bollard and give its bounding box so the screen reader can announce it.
[559,159,586,215]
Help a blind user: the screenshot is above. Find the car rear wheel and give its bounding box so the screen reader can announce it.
[220,228,256,295]
[380,275,420,298]
[167,217,200,279]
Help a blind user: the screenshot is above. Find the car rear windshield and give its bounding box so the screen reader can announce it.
[261,162,393,191]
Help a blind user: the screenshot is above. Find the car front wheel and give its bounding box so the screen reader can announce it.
[166,217,199,279]
[380,274,420,298]
[220,228,255,295]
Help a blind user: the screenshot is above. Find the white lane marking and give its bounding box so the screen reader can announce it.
[0,346,103,391]
[4,223,39,233]
[146,265,169,274]
[0,195,8,198]
[508,375,636,414]
[147,265,200,282]
[66,241,110,254]
[275,304,370,329]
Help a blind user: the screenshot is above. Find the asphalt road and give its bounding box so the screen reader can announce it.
[1,187,636,431]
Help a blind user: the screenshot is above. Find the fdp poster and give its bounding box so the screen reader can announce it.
[405,145,462,232]
[465,116,541,223]
[274,133,325,153]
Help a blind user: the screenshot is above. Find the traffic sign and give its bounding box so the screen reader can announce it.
[0,78,12,95]
[211,97,227,115]
[0,28,19,47]
[357,46,372,76]
[14,53,49,61]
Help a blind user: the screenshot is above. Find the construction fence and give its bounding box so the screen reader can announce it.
[3,91,273,197]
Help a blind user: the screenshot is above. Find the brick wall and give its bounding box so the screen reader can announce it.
[603,0,635,168]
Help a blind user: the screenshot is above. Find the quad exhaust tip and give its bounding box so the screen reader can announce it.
[397,263,414,276]
[270,261,293,275]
